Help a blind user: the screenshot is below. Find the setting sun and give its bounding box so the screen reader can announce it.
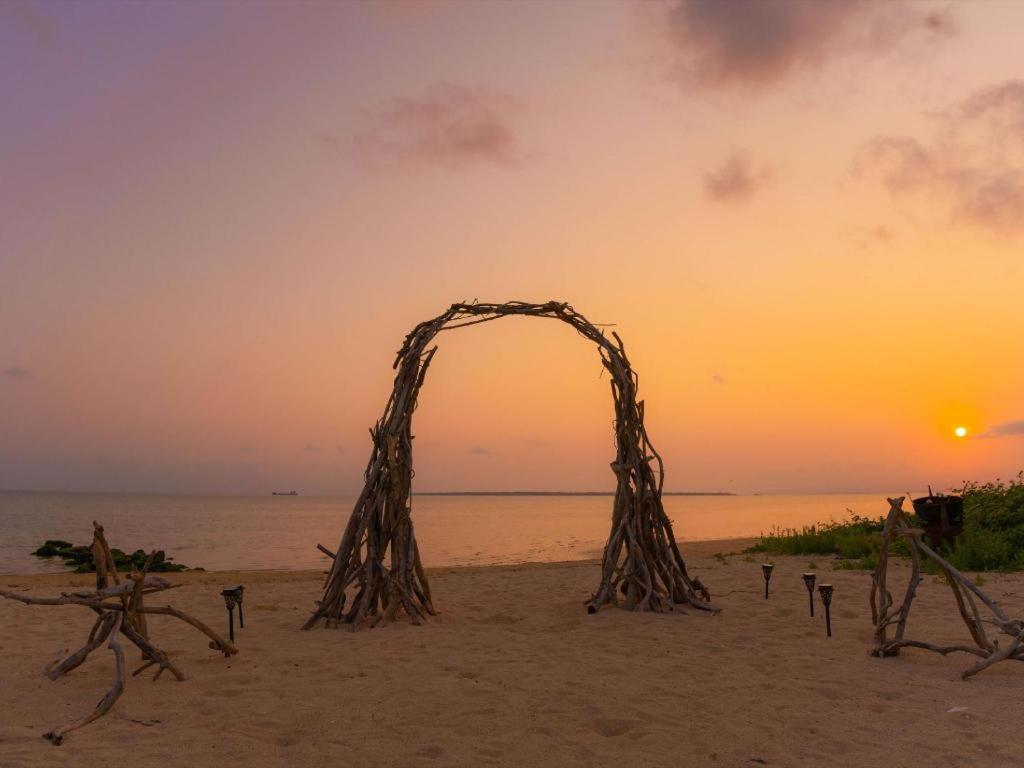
[955,426,968,438]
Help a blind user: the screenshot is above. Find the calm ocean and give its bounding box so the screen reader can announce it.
[0,491,903,575]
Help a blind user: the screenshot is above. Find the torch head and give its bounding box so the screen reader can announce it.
[818,583,834,607]
[221,585,244,610]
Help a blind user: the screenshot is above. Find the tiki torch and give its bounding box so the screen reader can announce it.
[761,563,774,599]
[818,583,834,637]
[221,585,245,643]
[802,572,816,617]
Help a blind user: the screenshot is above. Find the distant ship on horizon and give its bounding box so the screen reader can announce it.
[271,490,299,496]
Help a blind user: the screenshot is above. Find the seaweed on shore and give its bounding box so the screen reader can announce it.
[32,540,190,572]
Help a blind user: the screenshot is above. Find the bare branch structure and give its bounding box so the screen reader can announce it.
[0,522,237,744]
[870,497,1024,678]
[304,301,715,631]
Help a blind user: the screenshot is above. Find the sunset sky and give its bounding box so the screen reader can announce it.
[2,0,1022,495]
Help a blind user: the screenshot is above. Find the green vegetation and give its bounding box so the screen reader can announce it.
[946,472,1024,572]
[32,540,189,573]
[747,472,1024,573]
[747,513,895,571]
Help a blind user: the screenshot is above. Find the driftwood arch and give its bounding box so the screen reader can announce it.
[304,301,715,630]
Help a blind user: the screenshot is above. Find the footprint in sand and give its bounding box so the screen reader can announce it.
[816,687,846,701]
[590,717,637,737]
[482,613,519,625]
[209,687,245,698]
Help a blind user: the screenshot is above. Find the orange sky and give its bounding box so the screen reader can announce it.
[2,1,1022,494]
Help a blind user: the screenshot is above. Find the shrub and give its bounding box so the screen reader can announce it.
[749,472,1024,573]
[747,512,892,569]
[942,472,1024,572]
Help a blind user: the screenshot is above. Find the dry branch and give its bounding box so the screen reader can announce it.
[1,521,237,743]
[43,613,126,745]
[304,300,716,631]
[870,498,1024,678]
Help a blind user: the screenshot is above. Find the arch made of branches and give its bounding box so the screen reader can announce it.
[303,301,715,630]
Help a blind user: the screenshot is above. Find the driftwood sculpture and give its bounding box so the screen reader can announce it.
[304,300,714,631]
[0,521,237,744]
[870,497,1023,678]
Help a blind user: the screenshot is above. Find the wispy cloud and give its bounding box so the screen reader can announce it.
[854,80,1024,235]
[864,224,893,244]
[851,223,895,250]
[3,366,31,379]
[9,1,56,48]
[981,420,1024,438]
[466,446,492,456]
[662,1,955,91]
[704,153,773,203]
[353,83,526,170]
[711,373,725,386]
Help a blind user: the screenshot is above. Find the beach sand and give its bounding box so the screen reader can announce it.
[2,539,1023,767]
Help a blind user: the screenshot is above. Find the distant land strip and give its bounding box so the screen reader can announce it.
[413,491,736,497]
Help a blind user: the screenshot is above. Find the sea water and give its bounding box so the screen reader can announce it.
[0,491,902,574]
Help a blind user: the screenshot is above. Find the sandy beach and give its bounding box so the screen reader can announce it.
[2,539,1022,767]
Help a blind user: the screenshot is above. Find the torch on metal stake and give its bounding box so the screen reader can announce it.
[802,572,816,617]
[761,563,775,599]
[221,585,245,643]
[818,584,834,637]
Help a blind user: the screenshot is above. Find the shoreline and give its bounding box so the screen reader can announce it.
[0,537,759,582]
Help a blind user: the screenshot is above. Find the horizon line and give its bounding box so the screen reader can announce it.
[0,487,924,498]
[413,491,736,497]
